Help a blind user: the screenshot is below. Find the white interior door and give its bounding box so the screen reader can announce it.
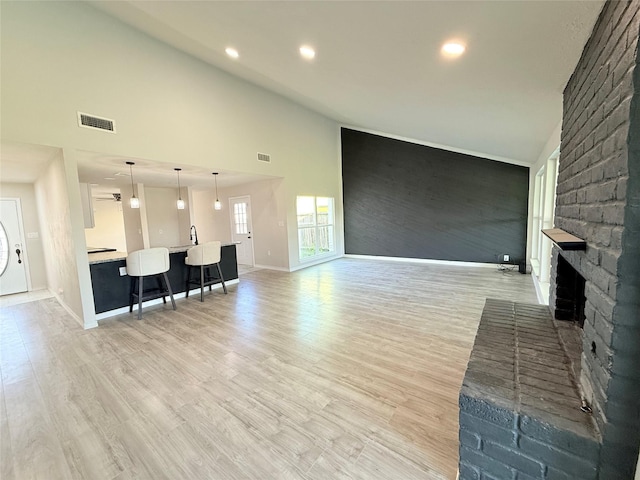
[229,196,254,266]
[0,199,28,296]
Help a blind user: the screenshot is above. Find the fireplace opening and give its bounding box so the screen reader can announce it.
[554,255,586,327]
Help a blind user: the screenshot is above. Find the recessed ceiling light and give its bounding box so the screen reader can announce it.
[225,47,239,59]
[104,177,115,181]
[441,42,465,58]
[299,45,315,60]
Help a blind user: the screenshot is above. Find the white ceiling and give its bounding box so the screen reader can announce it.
[0,143,61,184]
[91,0,604,165]
[0,142,276,190]
[0,1,604,187]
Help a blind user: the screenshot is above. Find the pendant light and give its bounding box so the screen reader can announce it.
[126,161,140,209]
[212,172,222,210]
[175,168,185,210]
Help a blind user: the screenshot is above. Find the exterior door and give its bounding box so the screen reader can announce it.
[0,199,28,296]
[229,196,255,266]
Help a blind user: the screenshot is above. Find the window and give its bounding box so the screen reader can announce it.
[530,152,559,305]
[233,202,248,234]
[297,196,335,260]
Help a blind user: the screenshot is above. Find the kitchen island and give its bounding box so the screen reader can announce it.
[89,244,238,317]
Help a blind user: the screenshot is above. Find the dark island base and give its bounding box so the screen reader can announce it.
[90,245,238,314]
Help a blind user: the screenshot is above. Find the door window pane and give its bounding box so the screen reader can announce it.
[0,222,8,276]
[233,202,248,234]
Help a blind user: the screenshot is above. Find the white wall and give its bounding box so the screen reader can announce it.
[191,189,225,245]
[121,184,146,252]
[0,1,343,271]
[145,187,191,247]
[34,150,96,328]
[84,198,127,252]
[0,182,48,290]
[191,178,289,269]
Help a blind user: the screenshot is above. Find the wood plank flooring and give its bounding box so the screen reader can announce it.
[0,258,538,480]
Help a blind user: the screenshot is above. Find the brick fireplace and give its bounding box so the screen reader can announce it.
[460,1,640,479]
[553,255,587,327]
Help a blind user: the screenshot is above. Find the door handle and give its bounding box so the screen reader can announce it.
[247,236,251,239]
[15,248,22,264]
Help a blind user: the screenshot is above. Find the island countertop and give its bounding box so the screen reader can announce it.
[88,243,238,265]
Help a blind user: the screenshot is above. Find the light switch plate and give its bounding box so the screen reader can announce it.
[27,232,39,239]
[119,267,127,276]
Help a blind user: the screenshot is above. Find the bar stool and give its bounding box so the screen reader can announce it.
[185,241,227,302]
[126,247,176,319]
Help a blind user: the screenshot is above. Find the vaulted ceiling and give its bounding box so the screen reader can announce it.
[91,0,604,165]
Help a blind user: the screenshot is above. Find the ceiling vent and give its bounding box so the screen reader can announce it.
[257,152,271,163]
[77,112,116,133]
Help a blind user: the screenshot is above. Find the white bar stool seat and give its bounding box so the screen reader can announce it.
[126,247,176,319]
[185,241,227,302]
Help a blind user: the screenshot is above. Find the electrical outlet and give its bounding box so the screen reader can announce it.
[119,266,127,276]
[503,254,510,262]
[267,250,271,256]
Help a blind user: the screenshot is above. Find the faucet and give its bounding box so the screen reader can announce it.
[190,225,198,245]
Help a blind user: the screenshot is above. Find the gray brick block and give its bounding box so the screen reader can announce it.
[545,466,572,480]
[517,416,600,459]
[599,250,619,276]
[517,436,597,480]
[515,472,540,480]
[461,427,482,449]
[460,445,515,480]
[460,394,516,430]
[482,441,544,477]
[461,412,517,447]
[459,462,480,480]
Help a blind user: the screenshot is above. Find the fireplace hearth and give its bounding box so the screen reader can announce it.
[460,1,640,477]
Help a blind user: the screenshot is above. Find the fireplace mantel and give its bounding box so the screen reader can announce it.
[542,228,586,251]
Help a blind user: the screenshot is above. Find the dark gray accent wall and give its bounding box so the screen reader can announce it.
[341,128,529,263]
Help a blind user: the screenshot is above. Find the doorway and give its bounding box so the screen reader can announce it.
[229,195,255,267]
[0,199,29,296]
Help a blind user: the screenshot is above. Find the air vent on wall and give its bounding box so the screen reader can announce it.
[77,112,116,133]
[257,152,271,163]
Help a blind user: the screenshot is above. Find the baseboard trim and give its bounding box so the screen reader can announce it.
[344,254,498,269]
[532,272,549,305]
[252,264,290,272]
[289,254,344,272]
[52,292,84,328]
[95,279,239,321]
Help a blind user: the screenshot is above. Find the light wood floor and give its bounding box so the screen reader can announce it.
[0,258,538,480]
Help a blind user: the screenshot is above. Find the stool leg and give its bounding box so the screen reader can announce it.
[129,277,136,313]
[200,265,205,302]
[137,276,144,320]
[163,272,176,310]
[207,266,212,291]
[216,263,227,294]
[157,276,166,304]
[185,265,191,298]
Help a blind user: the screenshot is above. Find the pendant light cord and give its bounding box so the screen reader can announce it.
[128,162,135,197]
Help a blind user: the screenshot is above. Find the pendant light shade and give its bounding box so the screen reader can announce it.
[126,161,140,209]
[213,172,222,210]
[175,168,185,210]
